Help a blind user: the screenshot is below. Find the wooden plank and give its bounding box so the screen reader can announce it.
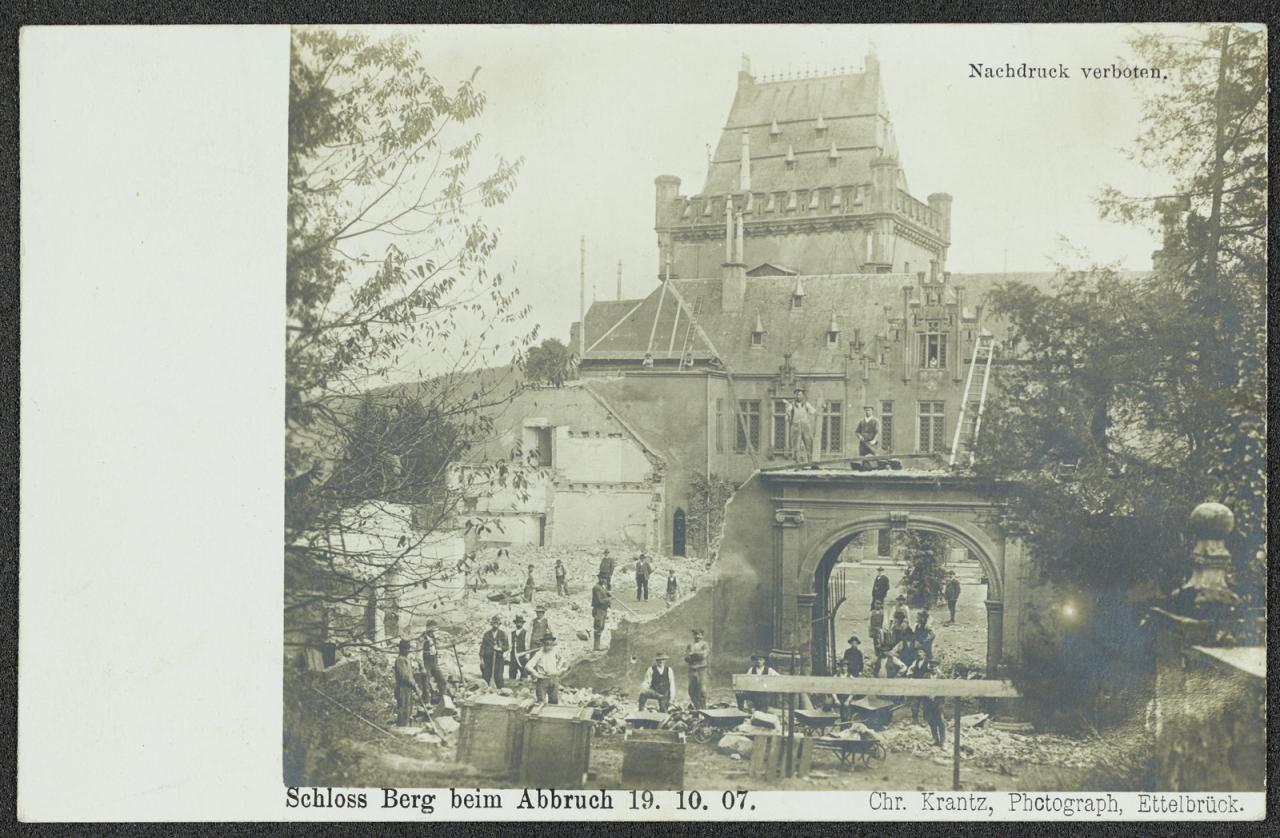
[732,674,1021,698]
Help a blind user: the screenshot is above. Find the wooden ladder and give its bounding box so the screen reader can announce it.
[949,331,996,467]
[676,296,703,367]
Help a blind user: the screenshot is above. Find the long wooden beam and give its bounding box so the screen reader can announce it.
[732,674,1020,698]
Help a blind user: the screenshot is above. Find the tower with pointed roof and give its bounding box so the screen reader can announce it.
[653,48,952,284]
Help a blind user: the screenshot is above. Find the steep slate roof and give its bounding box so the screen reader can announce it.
[580,272,1066,376]
[701,67,905,198]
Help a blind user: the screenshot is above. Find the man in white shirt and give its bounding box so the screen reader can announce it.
[525,633,566,705]
[735,651,779,712]
[637,652,675,711]
[787,388,817,462]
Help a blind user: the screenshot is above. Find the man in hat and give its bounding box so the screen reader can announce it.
[871,566,891,608]
[634,552,653,601]
[943,571,962,624]
[786,387,817,462]
[393,639,421,726]
[843,634,865,679]
[855,405,880,456]
[419,620,449,704]
[479,615,508,688]
[554,559,569,596]
[913,608,935,662]
[530,604,550,649]
[508,615,531,680]
[525,633,566,704]
[597,549,615,591]
[523,564,536,603]
[684,628,711,709]
[637,652,675,712]
[591,573,612,651]
[736,651,779,712]
[892,595,910,624]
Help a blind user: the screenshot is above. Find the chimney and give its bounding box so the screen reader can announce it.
[654,175,681,227]
[739,54,754,87]
[722,209,746,314]
[870,155,898,211]
[740,130,751,192]
[928,192,953,243]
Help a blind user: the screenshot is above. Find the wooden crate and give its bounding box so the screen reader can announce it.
[621,728,685,790]
[749,734,812,780]
[518,704,594,789]
[455,694,525,775]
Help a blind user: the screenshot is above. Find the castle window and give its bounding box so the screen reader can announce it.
[821,401,843,454]
[771,399,790,454]
[919,322,947,368]
[918,401,946,453]
[786,192,797,211]
[792,294,803,310]
[827,156,838,169]
[735,400,761,453]
[880,401,894,452]
[751,329,764,346]
[827,330,838,346]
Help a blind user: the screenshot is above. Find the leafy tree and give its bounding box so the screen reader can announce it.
[523,337,576,387]
[977,24,1266,610]
[898,530,948,608]
[686,473,739,559]
[285,28,536,650]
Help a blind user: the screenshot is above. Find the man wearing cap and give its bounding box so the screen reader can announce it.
[393,639,421,726]
[634,552,653,601]
[508,615,531,681]
[530,605,550,649]
[591,573,612,651]
[523,564,536,603]
[943,571,961,624]
[597,549,615,592]
[479,615,509,688]
[736,652,779,712]
[871,566,891,608]
[525,633,566,704]
[786,388,818,462]
[637,652,675,712]
[419,621,449,703]
[684,628,711,709]
[855,405,880,456]
[554,559,569,596]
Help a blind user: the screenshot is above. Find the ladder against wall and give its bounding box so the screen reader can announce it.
[950,330,996,467]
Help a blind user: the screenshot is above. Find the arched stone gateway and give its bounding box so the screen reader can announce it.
[714,464,1029,677]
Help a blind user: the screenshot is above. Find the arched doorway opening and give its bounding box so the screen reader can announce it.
[811,525,995,676]
[672,508,686,556]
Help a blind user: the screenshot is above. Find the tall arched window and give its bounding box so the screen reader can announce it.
[673,508,687,557]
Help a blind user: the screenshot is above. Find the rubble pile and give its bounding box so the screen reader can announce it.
[877,719,1099,772]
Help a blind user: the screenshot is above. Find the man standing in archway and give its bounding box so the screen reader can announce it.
[944,571,961,624]
[871,566,891,607]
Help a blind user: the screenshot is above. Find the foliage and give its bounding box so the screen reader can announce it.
[898,530,948,607]
[285,28,535,646]
[686,473,739,559]
[523,337,576,388]
[975,25,1266,608]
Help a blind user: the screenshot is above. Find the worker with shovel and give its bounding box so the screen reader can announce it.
[393,639,422,726]
[525,632,566,705]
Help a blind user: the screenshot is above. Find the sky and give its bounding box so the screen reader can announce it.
[349,23,1201,382]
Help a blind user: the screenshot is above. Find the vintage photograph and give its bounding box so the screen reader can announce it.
[282,24,1266,796]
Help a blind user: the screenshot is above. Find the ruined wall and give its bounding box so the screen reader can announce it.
[1151,620,1265,791]
[551,487,659,548]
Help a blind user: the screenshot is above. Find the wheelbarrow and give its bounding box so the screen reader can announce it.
[794,709,841,736]
[689,708,749,743]
[812,734,888,770]
[846,696,904,730]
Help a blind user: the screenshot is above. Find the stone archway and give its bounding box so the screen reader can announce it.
[805,515,1004,676]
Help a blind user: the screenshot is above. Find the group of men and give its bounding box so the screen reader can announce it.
[786,388,883,463]
[635,628,711,711]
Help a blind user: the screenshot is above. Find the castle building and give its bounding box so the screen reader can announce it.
[568,51,1057,555]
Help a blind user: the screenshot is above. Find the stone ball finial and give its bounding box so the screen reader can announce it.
[1190,502,1234,541]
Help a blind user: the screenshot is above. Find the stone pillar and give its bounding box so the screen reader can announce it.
[984,599,1003,677]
